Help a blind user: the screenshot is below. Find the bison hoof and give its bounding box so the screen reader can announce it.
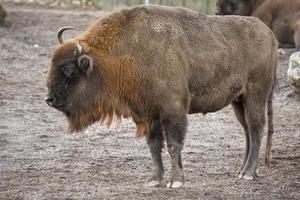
[243,175,254,180]
[144,180,161,187]
[167,181,184,188]
[238,173,255,180]
[237,172,243,179]
[278,49,286,55]
[162,142,168,155]
[237,169,258,180]
[144,176,162,188]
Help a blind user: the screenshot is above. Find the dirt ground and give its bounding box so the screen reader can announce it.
[0,3,299,200]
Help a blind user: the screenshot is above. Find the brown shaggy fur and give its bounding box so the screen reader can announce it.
[47,5,278,184]
[216,0,300,48]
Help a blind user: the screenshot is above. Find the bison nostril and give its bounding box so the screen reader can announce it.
[45,97,55,106]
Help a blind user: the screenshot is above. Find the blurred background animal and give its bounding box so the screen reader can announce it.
[216,0,300,48]
[0,3,7,25]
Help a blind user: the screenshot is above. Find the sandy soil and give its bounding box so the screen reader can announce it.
[0,4,299,200]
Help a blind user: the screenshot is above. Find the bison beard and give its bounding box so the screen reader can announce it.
[65,86,149,136]
[66,100,117,133]
[66,97,120,132]
[46,5,278,188]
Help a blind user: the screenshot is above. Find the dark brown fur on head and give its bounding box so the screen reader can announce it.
[47,39,135,133]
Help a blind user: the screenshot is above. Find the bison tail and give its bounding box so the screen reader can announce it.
[265,47,277,167]
[265,89,274,167]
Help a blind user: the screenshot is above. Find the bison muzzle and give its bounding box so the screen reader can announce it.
[46,5,278,188]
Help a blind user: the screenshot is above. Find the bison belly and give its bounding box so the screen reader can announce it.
[189,78,245,114]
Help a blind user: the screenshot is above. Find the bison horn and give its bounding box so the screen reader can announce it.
[57,26,75,44]
[75,43,83,55]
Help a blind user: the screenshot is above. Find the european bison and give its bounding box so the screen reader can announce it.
[216,0,300,48]
[46,5,277,188]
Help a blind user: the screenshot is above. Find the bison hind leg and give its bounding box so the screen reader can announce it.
[144,120,165,187]
[239,93,267,180]
[231,101,250,177]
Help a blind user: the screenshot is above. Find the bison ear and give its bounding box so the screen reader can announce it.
[77,54,93,75]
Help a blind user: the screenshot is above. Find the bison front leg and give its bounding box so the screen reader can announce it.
[144,120,164,187]
[164,113,186,188]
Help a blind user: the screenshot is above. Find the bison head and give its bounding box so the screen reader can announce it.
[46,27,102,132]
[216,0,240,15]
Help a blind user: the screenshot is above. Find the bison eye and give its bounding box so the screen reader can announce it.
[61,63,76,78]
